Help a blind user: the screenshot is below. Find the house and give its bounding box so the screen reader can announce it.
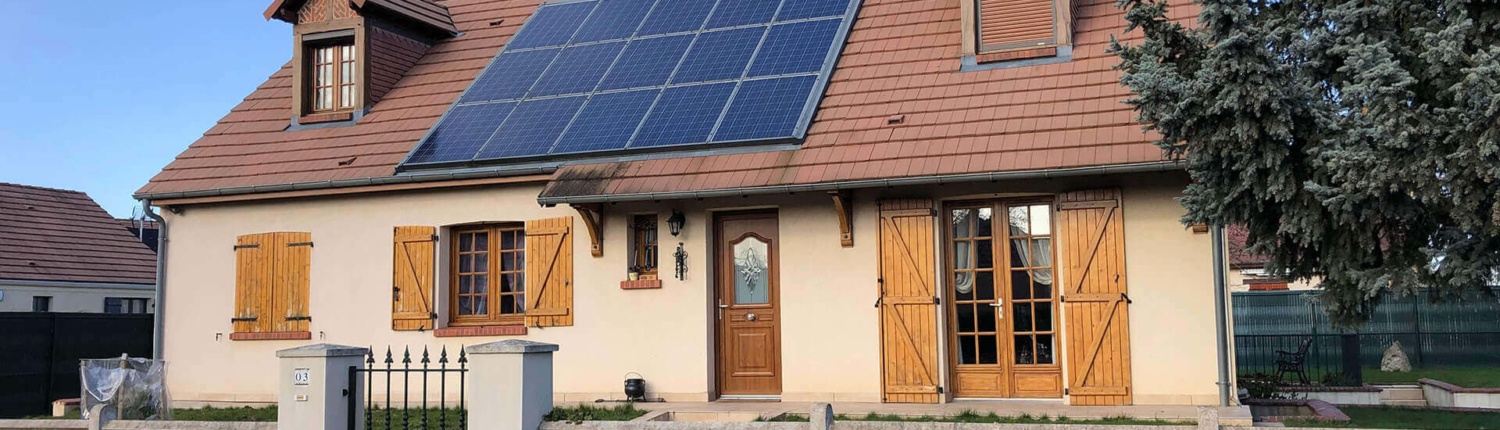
[1226,226,1316,292]
[119,218,161,253]
[0,183,157,314]
[137,0,1224,406]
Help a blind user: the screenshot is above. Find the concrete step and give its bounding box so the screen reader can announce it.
[1380,387,1426,401]
[1381,399,1428,407]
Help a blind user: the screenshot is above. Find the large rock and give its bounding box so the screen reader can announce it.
[1381,341,1412,372]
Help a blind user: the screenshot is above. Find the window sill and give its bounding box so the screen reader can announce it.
[960,46,1072,72]
[976,46,1058,63]
[433,325,527,338]
[230,331,312,341]
[298,111,354,124]
[620,279,663,290]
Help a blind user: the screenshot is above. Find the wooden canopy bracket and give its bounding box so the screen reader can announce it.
[573,204,604,257]
[829,190,854,247]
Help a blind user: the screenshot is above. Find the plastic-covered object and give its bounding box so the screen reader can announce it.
[81,356,170,420]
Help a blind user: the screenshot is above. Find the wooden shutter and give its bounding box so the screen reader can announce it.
[275,232,314,332]
[1057,189,1132,405]
[392,226,437,331]
[525,217,574,327]
[234,233,274,333]
[877,199,942,403]
[978,0,1058,51]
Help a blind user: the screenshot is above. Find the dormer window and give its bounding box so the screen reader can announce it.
[308,37,358,113]
[961,0,1075,65]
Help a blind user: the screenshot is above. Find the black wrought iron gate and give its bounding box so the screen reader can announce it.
[348,346,468,430]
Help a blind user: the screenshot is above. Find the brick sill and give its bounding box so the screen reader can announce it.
[230,331,312,341]
[433,325,527,338]
[620,279,663,290]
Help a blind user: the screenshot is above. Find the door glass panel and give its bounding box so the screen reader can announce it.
[976,303,996,332]
[1030,238,1051,267]
[1029,204,1051,234]
[1008,206,1028,235]
[975,208,993,237]
[957,303,976,332]
[1033,270,1053,298]
[1036,334,1055,364]
[1035,302,1053,331]
[501,295,515,313]
[978,336,999,364]
[975,271,995,301]
[1010,271,1031,299]
[955,273,974,300]
[460,234,473,251]
[953,241,972,269]
[976,239,993,268]
[459,276,472,294]
[476,253,490,271]
[474,275,488,293]
[1013,303,1033,332]
[460,255,473,272]
[959,335,977,365]
[733,237,770,304]
[1015,335,1035,364]
[476,232,489,251]
[952,209,972,238]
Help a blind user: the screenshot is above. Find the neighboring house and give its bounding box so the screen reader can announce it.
[0,183,157,314]
[1225,226,1316,292]
[119,218,161,253]
[137,0,1222,406]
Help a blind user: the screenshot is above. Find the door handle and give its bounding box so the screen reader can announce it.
[717,300,727,320]
[991,299,1004,319]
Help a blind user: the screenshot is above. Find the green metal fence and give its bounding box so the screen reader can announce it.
[1232,288,1500,385]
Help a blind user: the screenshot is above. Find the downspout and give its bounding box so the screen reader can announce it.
[1211,225,1232,406]
[142,199,168,360]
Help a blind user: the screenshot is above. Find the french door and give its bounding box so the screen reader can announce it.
[945,200,1063,398]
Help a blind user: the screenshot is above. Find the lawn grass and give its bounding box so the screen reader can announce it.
[31,405,279,421]
[544,403,647,422]
[1284,406,1500,429]
[773,410,1189,426]
[1363,367,1500,388]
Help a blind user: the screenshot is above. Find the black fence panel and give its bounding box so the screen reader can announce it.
[0,313,152,418]
[1233,288,1500,386]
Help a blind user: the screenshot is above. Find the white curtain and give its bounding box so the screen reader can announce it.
[1010,227,1053,286]
[954,241,973,294]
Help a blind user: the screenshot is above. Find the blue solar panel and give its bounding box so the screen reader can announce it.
[632,83,736,148]
[506,2,596,50]
[598,35,692,90]
[402,0,857,168]
[747,19,843,77]
[407,102,517,164]
[636,0,715,36]
[671,28,765,83]
[704,0,781,30]
[553,89,662,154]
[714,76,817,142]
[572,0,655,43]
[776,0,851,21]
[459,49,560,103]
[529,42,625,96]
[475,96,587,159]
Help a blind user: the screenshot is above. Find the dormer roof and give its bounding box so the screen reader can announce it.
[264,0,458,35]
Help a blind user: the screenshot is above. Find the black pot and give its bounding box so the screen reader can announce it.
[623,372,646,400]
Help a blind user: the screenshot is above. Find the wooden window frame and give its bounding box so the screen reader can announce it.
[960,0,1074,59]
[305,36,358,114]
[630,214,660,279]
[449,224,527,327]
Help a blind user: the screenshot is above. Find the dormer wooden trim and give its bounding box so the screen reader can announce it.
[266,0,456,37]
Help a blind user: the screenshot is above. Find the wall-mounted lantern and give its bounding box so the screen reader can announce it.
[666,210,686,237]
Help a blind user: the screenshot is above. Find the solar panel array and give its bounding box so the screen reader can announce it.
[401,0,858,167]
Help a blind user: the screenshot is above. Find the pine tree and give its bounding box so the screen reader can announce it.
[1113,0,1500,324]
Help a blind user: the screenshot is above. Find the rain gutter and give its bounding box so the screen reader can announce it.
[133,167,556,201]
[537,160,1183,206]
[142,199,168,360]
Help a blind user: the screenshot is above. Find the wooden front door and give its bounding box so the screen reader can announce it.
[945,200,1063,398]
[715,211,782,398]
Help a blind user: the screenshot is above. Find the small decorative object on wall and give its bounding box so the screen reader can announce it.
[674,243,688,281]
[623,372,646,401]
[667,210,686,237]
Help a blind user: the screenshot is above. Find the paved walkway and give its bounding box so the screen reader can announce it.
[567,400,1251,423]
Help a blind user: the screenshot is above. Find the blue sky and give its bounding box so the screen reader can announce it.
[0,2,288,217]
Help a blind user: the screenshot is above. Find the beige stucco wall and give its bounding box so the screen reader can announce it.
[0,281,154,313]
[158,171,1222,406]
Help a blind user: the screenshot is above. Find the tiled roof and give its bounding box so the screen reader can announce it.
[0,183,158,285]
[539,0,1195,201]
[1227,225,1268,269]
[141,0,1194,202]
[136,0,539,198]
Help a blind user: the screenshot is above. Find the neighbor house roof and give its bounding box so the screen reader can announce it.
[0,183,158,285]
[140,0,1194,203]
[1227,225,1269,269]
